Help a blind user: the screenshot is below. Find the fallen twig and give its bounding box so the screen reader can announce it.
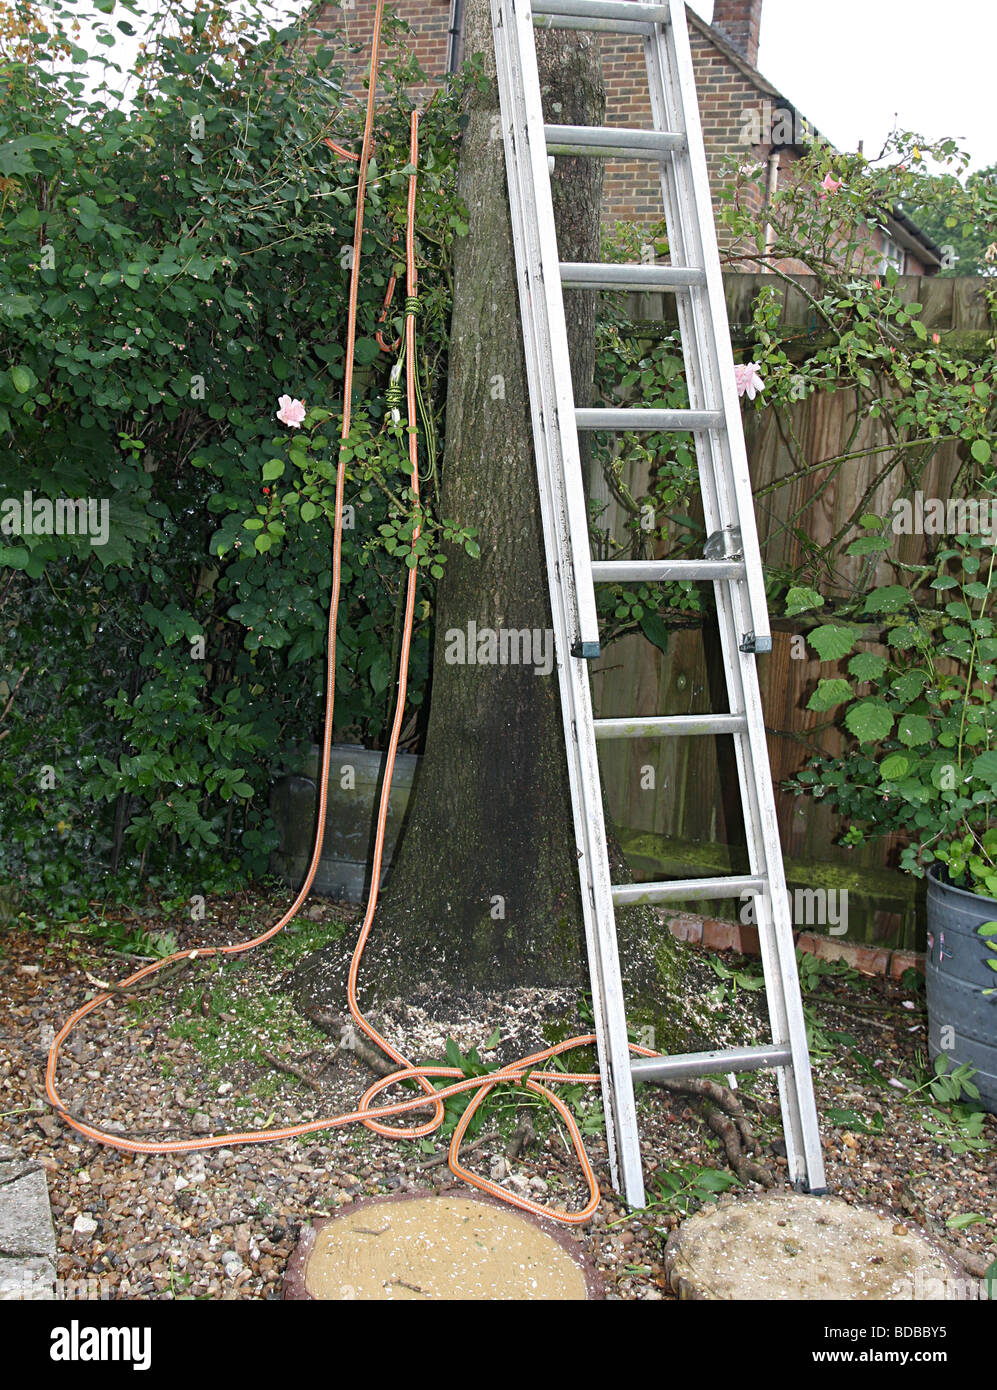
[390,1277,426,1295]
[83,958,195,997]
[261,1049,325,1093]
[416,1130,500,1171]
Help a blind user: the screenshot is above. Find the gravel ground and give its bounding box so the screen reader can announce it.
[1,888,994,1301]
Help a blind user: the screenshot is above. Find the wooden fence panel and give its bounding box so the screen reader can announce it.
[594,275,989,947]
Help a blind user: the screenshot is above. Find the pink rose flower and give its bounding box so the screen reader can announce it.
[819,173,843,201]
[734,362,765,401]
[276,395,306,428]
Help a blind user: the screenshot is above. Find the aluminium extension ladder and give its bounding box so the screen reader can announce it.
[490,0,826,1208]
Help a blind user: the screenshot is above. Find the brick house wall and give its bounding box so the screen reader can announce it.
[599,17,782,238]
[298,0,452,105]
[299,0,937,274]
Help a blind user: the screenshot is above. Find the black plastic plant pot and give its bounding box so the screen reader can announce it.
[925,867,997,1115]
[269,744,420,903]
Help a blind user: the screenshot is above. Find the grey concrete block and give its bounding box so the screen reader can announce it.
[0,1254,57,1301]
[0,1159,56,1262]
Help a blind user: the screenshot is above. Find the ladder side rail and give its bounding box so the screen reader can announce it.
[639,25,725,552]
[491,0,617,1164]
[504,0,647,1204]
[713,583,827,1188]
[646,5,826,1190]
[646,9,771,651]
[492,0,646,1206]
[498,0,600,656]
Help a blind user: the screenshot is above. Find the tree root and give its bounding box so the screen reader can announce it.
[738,1091,781,1121]
[300,1004,398,1078]
[653,1076,775,1188]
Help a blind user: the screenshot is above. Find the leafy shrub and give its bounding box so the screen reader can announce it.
[788,520,997,896]
[0,0,469,908]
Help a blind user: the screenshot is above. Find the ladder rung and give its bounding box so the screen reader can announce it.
[532,0,671,24]
[534,14,662,33]
[545,125,685,159]
[631,1044,792,1084]
[594,714,746,740]
[611,875,766,906]
[590,559,746,583]
[576,408,722,432]
[559,262,705,291]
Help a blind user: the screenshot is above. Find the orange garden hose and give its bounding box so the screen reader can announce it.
[374,272,401,354]
[321,136,360,161]
[45,6,660,1227]
[321,135,399,352]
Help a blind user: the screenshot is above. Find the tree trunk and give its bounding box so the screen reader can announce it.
[291,0,685,1023]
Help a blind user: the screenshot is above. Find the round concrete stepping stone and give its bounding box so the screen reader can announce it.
[284,1191,600,1301]
[665,1192,968,1300]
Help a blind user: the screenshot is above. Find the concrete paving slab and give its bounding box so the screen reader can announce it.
[0,1147,57,1301]
[665,1192,970,1300]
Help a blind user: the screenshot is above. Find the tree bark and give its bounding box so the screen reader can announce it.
[291,0,684,1022]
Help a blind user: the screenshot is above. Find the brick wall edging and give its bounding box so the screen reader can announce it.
[659,910,925,981]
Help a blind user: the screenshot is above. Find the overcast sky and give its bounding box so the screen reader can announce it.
[692,0,997,172]
[73,0,997,175]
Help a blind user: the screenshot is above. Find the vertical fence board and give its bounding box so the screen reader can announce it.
[594,276,989,946]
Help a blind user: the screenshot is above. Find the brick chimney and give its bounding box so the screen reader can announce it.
[711,0,762,68]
